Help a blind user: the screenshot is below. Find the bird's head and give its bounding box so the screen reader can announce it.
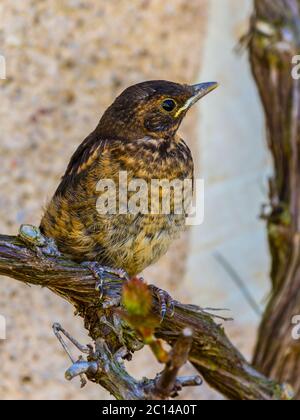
[97,80,218,140]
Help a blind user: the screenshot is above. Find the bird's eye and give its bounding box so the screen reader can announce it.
[161,99,177,112]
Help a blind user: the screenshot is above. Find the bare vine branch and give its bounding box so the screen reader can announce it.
[248,0,300,398]
[0,226,290,400]
[151,328,195,399]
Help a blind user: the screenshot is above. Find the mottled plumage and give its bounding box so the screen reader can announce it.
[40,80,217,277]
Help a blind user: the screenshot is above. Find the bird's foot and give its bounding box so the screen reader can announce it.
[82,262,129,300]
[150,285,176,322]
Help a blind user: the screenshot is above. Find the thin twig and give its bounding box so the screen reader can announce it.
[152,328,194,399]
[214,252,262,317]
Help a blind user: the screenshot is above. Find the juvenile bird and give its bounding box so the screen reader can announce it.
[40,80,218,315]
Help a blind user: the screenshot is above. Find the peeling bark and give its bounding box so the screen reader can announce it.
[249,0,300,397]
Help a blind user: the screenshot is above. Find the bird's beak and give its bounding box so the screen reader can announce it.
[191,82,219,102]
[175,82,219,117]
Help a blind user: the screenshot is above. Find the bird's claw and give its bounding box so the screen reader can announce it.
[150,285,176,322]
[82,262,129,300]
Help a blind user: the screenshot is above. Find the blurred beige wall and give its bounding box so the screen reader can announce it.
[0,0,208,400]
[186,0,271,390]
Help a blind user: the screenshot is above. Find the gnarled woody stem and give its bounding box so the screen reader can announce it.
[240,0,300,398]
[0,230,290,400]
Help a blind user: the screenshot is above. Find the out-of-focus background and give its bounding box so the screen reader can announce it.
[0,0,272,399]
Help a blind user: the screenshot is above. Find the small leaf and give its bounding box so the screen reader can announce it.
[122,278,152,317]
